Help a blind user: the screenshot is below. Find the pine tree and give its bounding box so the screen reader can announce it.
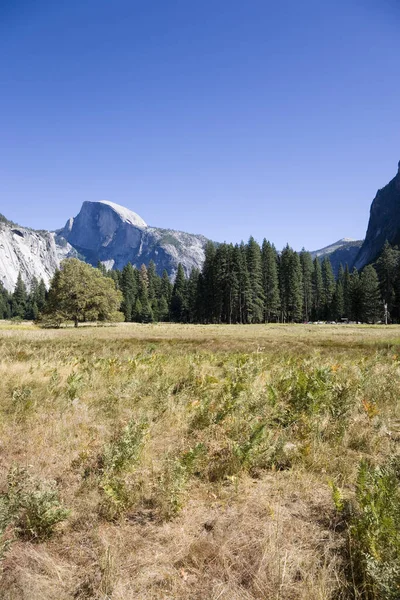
[238,243,252,323]
[137,264,153,323]
[147,260,159,301]
[332,280,344,321]
[201,242,218,323]
[134,297,143,322]
[12,273,27,318]
[0,282,8,319]
[37,279,47,312]
[187,268,200,323]
[96,261,107,276]
[300,250,313,322]
[170,264,187,322]
[246,237,264,323]
[375,241,399,322]
[322,257,336,320]
[261,240,280,322]
[120,263,137,321]
[342,264,351,319]
[280,245,303,322]
[160,270,173,304]
[159,270,172,322]
[349,268,362,322]
[360,265,382,323]
[311,258,324,320]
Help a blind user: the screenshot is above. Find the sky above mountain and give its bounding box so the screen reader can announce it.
[0,0,399,250]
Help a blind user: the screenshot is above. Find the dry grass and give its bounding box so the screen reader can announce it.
[0,323,399,599]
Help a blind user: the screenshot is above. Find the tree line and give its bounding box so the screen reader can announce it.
[2,239,400,325]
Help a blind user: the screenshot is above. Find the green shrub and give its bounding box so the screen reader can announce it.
[349,457,400,599]
[0,467,69,542]
[98,420,149,520]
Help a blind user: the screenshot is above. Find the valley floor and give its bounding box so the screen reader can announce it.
[0,323,399,599]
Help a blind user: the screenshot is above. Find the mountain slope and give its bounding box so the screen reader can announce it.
[354,161,400,269]
[310,238,363,276]
[0,219,60,292]
[57,200,209,277]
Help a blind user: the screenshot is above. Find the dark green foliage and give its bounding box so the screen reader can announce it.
[322,257,336,320]
[360,265,382,323]
[246,237,264,323]
[312,258,324,320]
[170,264,187,322]
[12,273,27,318]
[4,235,396,326]
[120,263,137,321]
[300,249,313,322]
[349,268,362,322]
[349,458,400,599]
[0,467,69,542]
[279,245,303,322]
[262,240,280,322]
[375,241,400,322]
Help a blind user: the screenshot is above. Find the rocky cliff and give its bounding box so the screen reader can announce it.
[354,162,400,269]
[0,219,60,292]
[0,200,209,291]
[57,200,209,277]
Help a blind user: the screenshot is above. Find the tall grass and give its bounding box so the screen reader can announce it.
[0,323,398,599]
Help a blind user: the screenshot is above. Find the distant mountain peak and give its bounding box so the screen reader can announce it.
[56,200,208,276]
[310,238,363,277]
[95,200,148,229]
[311,238,361,258]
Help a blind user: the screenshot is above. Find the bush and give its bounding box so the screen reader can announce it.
[349,457,400,599]
[0,467,69,542]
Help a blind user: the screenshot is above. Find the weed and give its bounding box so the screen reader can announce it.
[349,457,400,599]
[0,467,69,542]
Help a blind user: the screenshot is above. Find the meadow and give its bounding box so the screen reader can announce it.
[0,322,399,599]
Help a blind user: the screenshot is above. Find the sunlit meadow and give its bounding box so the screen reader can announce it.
[0,323,399,599]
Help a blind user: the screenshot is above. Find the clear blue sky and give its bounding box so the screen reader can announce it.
[1,0,399,251]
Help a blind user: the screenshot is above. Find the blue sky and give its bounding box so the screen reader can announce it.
[0,0,399,251]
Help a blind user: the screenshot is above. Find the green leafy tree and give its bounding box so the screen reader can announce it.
[43,259,123,327]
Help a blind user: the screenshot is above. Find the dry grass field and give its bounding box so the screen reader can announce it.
[0,322,399,599]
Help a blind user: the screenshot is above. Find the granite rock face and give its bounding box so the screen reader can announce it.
[354,162,400,269]
[0,221,60,292]
[57,200,209,277]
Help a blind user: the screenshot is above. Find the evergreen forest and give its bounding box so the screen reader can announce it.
[2,239,400,324]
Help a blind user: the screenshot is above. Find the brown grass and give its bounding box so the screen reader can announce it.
[0,323,399,599]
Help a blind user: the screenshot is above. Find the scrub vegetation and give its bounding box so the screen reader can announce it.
[0,322,398,599]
